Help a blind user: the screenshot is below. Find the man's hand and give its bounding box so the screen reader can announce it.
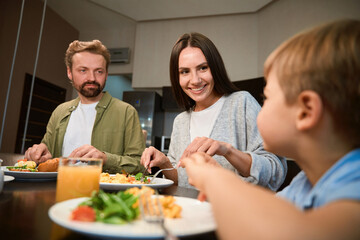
[24,143,52,164]
[68,144,107,164]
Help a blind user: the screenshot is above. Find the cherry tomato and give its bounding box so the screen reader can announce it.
[71,206,96,222]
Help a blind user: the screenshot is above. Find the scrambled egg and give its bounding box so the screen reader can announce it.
[15,160,37,169]
[100,173,144,184]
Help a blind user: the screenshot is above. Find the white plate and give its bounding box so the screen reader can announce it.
[2,166,57,181]
[100,177,174,191]
[4,175,15,182]
[49,196,216,239]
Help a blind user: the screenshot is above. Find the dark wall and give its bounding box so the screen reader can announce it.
[0,0,79,152]
[233,77,265,106]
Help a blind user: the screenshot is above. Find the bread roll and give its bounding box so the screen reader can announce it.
[37,158,59,172]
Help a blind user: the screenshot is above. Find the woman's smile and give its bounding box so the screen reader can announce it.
[190,84,206,92]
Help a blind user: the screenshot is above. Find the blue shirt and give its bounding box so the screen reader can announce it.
[277,149,360,210]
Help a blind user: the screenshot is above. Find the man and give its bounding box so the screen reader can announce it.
[25,40,145,174]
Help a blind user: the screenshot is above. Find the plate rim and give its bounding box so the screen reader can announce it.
[2,166,58,179]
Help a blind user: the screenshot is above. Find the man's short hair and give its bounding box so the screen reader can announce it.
[65,39,111,70]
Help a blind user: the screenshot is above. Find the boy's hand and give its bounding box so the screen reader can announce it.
[181,152,221,201]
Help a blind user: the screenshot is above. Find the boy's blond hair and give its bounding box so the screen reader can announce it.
[264,19,360,147]
[65,39,111,70]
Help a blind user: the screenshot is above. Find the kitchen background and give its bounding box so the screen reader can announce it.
[0,0,359,153]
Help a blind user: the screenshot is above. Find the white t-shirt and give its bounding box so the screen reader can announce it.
[62,101,98,157]
[190,95,226,142]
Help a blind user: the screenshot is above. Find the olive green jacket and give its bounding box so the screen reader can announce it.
[41,91,145,174]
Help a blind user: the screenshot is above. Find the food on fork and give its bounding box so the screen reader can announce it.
[130,187,182,218]
[136,187,182,219]
[160,195,182,218]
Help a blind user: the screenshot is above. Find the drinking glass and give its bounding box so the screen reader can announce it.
[55,157,102,202]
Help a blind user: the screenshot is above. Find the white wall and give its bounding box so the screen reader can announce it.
[47,0,137,76]
[79,17,136,76]
[132,0,360,88]
[133,14,258,88]
[257,0,360,76]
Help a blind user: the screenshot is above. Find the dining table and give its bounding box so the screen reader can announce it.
[0,175,218,240]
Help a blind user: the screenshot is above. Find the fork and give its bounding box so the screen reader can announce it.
[139,190,178,240]
[149,167,176,184]
[140,164,149,182]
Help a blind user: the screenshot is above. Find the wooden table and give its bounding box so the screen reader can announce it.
[0,179,218,240]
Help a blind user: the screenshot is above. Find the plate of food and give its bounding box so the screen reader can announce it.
[100,172,174,191]
[49,187,216,239]
[3,158,59,181]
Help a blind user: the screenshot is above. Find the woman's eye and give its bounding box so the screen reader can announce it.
[179,70,188,75]
[199,65,208,71]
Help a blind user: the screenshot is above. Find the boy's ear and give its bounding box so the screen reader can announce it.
[295,90,323,131]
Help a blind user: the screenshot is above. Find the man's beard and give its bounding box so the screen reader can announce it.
[77,81,104,98]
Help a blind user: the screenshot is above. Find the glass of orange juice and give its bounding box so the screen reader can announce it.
[55,157,102,202]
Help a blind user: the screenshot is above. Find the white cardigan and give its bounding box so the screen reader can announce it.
[167,91,287,191]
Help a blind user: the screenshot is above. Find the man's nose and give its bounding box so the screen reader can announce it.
[88,71,96,80]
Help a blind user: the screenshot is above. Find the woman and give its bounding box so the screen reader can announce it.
[141,32,287,190]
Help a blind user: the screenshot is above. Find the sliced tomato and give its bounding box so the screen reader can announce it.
[71,206,96,222]
[17,159,27,162]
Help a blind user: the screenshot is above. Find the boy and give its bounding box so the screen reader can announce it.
[180,19,360,239]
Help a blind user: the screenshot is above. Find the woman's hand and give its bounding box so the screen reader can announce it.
[182,137,252,177]
[180,137,232,160]
[179,151,220,168]
[141,146,170,173]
